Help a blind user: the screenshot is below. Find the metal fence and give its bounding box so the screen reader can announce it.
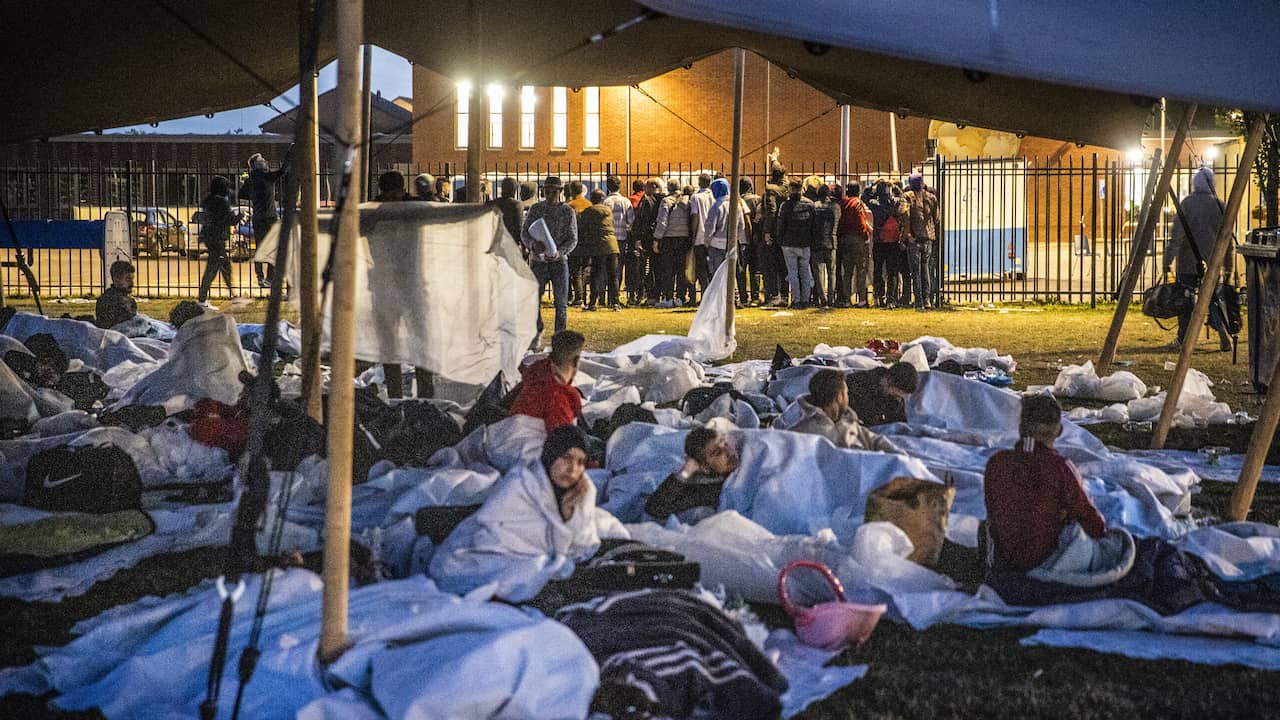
[0,156,1267,302]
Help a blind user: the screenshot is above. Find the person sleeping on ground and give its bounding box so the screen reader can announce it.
[645,426,739,524]
[844,361,918,426]
[430,425,601,602]
[774,369,902,452]
[509,329,585,432]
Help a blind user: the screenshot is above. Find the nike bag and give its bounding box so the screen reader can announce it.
[23,444,142,513]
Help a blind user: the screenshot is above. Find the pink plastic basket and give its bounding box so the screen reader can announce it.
[777,560,886,651]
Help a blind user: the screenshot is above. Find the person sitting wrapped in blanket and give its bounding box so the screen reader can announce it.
[984,394,1108,574]
[982,395,1280,614]
[645,426,739,524]
[774,369,901,452]
[430,425,602,602]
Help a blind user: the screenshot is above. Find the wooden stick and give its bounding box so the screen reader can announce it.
[1098,104,1196,374]
[464,0,483,204]
[1230,334,1280,519]
[724,48,745,343]
[1151,114,1265,449]
[320,0,362,665]
[1098,150,1162,371]
[298,0,322,423]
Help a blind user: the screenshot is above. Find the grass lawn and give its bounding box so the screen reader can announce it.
[2,300,1278,717]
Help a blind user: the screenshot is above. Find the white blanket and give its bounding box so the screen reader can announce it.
[114,311,248,412]
[0,570,598,720]
[429,461,602,602]
[291,203,538,395]
[4,313,155,373]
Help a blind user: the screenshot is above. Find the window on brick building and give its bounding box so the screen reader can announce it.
[552,86,568,150]
[519,86,536,149]
[455,82,471,149]
[583,86,600,150]
[487,84,503,149]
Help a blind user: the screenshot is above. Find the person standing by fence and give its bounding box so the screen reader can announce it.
[1162,166,1233,351]
[630,177,664,306]
[810,180,840,307]
[739,178,762,306]
[905,172,940,310]
[602,176,637,305]
[777,178,818,309]
[244,152,289,289]
[654,180,693,308]
[521,176,577,338]
[867,180,902,308]
[836,182,873,308]
[197,175,242,307]
[760,161,790,305]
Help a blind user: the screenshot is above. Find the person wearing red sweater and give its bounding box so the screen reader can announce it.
[983,395,1106,572]
[509,329,585,431]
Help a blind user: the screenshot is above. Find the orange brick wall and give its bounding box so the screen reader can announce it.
[411,50,931,173]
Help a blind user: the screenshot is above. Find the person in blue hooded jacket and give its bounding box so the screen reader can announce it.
[702,177,746,275]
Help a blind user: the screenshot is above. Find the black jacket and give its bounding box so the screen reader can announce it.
[776,195,820,248]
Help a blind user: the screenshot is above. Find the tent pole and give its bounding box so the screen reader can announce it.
[361,43,373,201]
[1230,325,1280,519]
[465,0,484,203]
[299,0,322,423]
[724,48,745,343]
[838,104,850,187]
[320,0,363,664]
[1098,103,1196,374]
[889,112,899,176]
[1152,113,1264,449]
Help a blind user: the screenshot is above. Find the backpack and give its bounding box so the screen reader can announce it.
[24,444,142,513]
[878,214,901,244]
[382,401,463,467]
[680,383,748,417]
[1142,282,1195,321]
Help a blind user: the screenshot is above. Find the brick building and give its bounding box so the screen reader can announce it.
[412,50,932,174]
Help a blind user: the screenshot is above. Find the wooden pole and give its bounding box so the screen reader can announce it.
[1151,114,1264,449]
[889,112,900,176]
[361,43,373,201]
[724,48,745,342]
[465,1,484,203]
[838,104,850,187]
[1230,325,1280,519]
[298,0,322,423]
[320,0,362,664]
[1097,104,1196,374]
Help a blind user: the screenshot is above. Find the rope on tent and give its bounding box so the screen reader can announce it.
[742,102,841,159]
[632,84,732,154]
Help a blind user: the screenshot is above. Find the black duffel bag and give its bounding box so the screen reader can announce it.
[24,444,142,513]
[1142,281,1195,320]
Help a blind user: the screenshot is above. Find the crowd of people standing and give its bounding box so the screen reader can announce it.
[502,157,941,335]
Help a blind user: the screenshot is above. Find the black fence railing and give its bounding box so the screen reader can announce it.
[0,156,1265,302]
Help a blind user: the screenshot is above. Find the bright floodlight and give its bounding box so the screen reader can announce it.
[487,84,504,104]
[1126,148,1144,163]
[1204,145,1219,161]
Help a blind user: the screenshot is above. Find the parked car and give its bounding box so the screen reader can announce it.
[183,212,254,261]
[128,207,187,257]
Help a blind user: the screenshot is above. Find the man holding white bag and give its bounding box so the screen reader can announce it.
[521,176,578,339]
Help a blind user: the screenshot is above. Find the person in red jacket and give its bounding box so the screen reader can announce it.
[983,395,1106,572]
[509,329,586,431]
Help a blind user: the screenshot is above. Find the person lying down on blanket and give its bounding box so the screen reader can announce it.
[983,395,1280,615]
[774,369,902,453]
[645,426,739,524]
[430,425,602,602]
